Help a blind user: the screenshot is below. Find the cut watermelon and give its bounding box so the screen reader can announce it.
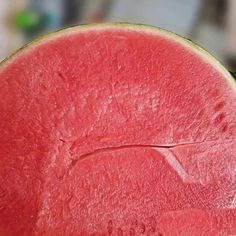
[0,23,235,235]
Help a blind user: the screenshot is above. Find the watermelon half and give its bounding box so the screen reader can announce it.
[0,23,236,235]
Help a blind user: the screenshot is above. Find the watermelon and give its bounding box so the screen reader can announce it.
[0,23,235,235]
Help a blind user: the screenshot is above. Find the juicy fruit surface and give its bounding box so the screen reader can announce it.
[0,24,236,235]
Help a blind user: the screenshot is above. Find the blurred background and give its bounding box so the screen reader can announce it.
[0,0,236,73]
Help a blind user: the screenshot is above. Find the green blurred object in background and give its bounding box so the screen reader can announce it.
[15,11,40,31]
[14,10,53,38]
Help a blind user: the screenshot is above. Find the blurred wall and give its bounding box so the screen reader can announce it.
[108,0,202,36]
[0,0,9,60]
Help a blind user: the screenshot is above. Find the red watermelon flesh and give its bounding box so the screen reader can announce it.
[158,209,236,235]
[0,23,236,235]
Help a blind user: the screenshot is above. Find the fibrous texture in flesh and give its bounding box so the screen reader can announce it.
[0,24,236,235]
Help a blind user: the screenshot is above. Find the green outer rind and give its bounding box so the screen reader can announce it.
[0,22,235,90]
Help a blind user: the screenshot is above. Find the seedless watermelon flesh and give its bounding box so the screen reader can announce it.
[0,23,236,235]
